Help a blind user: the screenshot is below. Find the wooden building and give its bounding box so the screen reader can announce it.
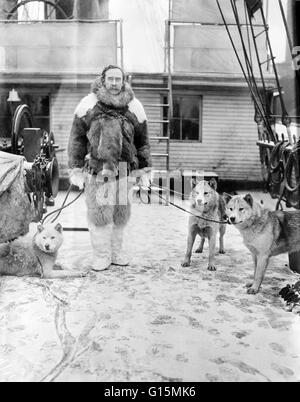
[0,0,275,186]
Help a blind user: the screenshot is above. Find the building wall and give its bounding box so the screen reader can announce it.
[51,85,261,182]
[51,86,83,174]
[171,91,260,181]
[0,22,118,74]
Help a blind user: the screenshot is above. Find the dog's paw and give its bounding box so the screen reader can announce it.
[195,248,203,254]
[64,270,88,278]
[181,260,191,267]
[247,286,259,295]
[69,271,88,279]
[207,265,216,271]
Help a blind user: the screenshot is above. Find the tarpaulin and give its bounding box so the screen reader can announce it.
[0,152,33,242]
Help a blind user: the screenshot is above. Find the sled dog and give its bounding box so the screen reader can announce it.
[182,179,226,271]
[225,194,300,294]
[0,223,85,279]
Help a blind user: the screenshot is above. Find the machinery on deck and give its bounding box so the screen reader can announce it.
[217,0,300,207]
[0,102,59,239]
[217,0,300,272]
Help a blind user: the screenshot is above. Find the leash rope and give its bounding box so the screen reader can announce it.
[41,182,228,230]
[139,185,229,225]
[41,185,84,225]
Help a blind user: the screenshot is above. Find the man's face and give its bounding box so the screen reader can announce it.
[104,68,123,95]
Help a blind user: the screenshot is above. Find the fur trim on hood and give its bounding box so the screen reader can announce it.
[91,76,134,109]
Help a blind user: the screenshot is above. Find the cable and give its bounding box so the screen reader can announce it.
[285,142,300,193]
[41,185,84,225]
[138,186,228,225]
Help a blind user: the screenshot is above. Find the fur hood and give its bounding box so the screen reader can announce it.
[91,76,134,109]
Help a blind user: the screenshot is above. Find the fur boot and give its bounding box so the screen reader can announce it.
[89,222,113,271]
[111,225,129,266]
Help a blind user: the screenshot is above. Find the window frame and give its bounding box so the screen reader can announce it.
[163,92,203,143]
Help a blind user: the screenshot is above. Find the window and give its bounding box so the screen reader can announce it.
[10,0,109,20]
[17,0,45,20]
[164,95,202,141]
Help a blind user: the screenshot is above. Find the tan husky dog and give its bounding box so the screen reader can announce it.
[225,194,300,294]
[182,179,226,271]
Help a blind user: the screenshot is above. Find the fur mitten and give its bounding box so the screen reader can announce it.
[135,168,152,190]
[69,168,85,190]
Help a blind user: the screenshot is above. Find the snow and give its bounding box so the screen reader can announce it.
[0,189,299,382]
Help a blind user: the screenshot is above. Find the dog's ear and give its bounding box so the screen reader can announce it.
[55,223,63,233]
[37,224,44,233]
[244,194,254,207]
[223,193,232,204]
[209,178,217,191]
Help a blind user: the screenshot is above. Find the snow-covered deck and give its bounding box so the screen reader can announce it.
[0,190,299,382]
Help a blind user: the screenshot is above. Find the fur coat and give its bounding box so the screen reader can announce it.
[68,77,152,174]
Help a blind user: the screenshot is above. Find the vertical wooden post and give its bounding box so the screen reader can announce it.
[119,19,124,70]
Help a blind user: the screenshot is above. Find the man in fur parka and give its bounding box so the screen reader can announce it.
[68,65,152,271]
